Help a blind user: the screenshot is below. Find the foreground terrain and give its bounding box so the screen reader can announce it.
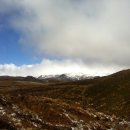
[0,69,130,130]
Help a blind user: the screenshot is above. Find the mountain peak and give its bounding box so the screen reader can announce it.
[38,73,94,81]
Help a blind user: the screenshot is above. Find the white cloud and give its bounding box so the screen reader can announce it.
[0,0,130,76]
[7,0,130,66]
[0,59,125,77]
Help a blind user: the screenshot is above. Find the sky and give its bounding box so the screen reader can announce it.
[0,0,130,76]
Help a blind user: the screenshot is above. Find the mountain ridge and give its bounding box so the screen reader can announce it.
[38,73,95,81]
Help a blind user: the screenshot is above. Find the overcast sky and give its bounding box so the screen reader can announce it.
[0,0,130,76]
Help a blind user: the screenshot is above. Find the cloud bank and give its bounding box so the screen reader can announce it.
[0,59,123,77]
[0,0,130,76]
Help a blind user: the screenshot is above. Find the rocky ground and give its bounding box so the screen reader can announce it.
[0,94,130,130]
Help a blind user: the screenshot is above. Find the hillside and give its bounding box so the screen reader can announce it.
[84,69,130,120]
[0,69,130,129]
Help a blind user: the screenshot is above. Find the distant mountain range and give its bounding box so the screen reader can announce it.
[0,73,95,82]
[38,73,95,81]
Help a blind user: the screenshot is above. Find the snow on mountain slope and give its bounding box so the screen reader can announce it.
[38,73,95,81]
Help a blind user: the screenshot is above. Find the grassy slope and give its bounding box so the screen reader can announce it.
[84,69,130,120]
[0,69,130,129]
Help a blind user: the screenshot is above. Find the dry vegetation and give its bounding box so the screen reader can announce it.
[0,70,130,130]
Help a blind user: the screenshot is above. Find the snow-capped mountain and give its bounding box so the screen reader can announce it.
[38,73,95,81]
